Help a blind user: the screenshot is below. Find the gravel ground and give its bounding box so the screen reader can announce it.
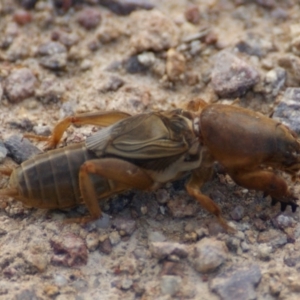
[1,0,300,299]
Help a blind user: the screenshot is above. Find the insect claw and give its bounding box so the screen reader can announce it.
[280,202,288,212]
[271,198,278,206]
[217,217,236,234]
[263,191,269,198]
[291,202,299,213]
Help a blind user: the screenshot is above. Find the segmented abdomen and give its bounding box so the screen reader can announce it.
[14,143,105,209]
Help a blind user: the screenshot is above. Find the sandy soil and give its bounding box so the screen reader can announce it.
[1,0,300,299]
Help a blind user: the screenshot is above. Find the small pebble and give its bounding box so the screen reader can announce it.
[272,214,295,230]
[109,231,121,246]
[38,41,66,56]
[236,32,274,57]
[72,278,88,292]
[0,83,3,102]
[208,221,226,236]
[261,58,273,69]
[185,5,200,24]
[161,261,184,277]
[124,55,149,74]
[130,10,179,53]
[155,189,169,204]
[53,274,68,287]
[4,68,37,103]
[98,76,125,93]
[160,275,182,296]
[182,30,209,43]
[284,254,300,267]
[278,54,300,85]
[211,264,262,300]
[133,247,151,260]
[23,250,48,273]
[235,230,245,241]
[121,278,133,290]
[60,101,75,119]
[112,217,136,236]
[80,59,93,71]
[273,88,300,134]
[167,195,199,218]
[51,30,79,48]
[225,237,240,253]
[286,275,300,293]
[241,241,251,252]
[33,125,51,136]
[5,135,41,164]
[0,141,8,163]
[190,238,228,273]
[50,233,88,267]
[256,0,275,8]
[36,78,65,104]
[148,231,166,243]
[150,242,188,260]
[77,8,101,30]
[195,227,209,239]
[230,205,245,221]
[190,40,202,56]
[253,218,267,232]
[96,20,122,44]
[183,232,198,243]
[271,7,288,21]
[91,213,110,229]
[211,50,259,97]
[44,285,59,297]
[15,289,39,300]
[118,259,137,274]
[269,279,282,297]
[133,282,145,297]
[13,10,32,26]
[264,67,286,96]
[137,52,156,67]
[99,0,154,16]
[257,229,287,248]
[86,232,99,251]
[20,0,38,9]
[166,48,186,81]
[257,244,272,261]
[99,237,112,254]
[38,41,67,70]
[0,228,7,237]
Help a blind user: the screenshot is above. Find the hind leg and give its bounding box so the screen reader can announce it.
[25,111,131,149]
[73,157,154,224]
[0,166,13,176]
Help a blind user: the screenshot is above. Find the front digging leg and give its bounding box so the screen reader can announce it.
[228,168,298,212]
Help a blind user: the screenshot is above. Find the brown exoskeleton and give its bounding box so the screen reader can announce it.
[0,103,300,231]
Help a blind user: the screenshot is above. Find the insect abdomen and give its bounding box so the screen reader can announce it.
[13,143,98,209]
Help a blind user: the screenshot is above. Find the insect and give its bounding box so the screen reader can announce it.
[0,103,299,231]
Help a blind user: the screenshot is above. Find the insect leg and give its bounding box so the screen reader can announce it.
[0,166,13,176]
[228,168,298,211]
[0,188,18,197]
[78,158,153,223]
[25,111,131,149]
[186,165,234,232]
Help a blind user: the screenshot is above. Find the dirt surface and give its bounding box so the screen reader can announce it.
[1,0,300,299]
